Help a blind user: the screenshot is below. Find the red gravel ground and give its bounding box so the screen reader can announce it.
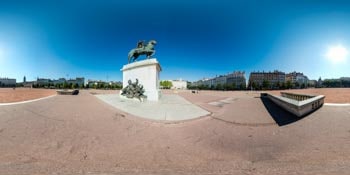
[0,89,350,174]
[0,88,56,103]
[265,88,350,103]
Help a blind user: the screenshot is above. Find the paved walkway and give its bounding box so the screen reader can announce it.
[1,90,350,174]
[208,97,277,126]
[95,94,210,121]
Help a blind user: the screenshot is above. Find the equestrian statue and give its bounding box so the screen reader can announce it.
[127,40,157,63]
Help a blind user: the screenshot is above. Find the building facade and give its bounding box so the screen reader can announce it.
[226,71,246,89]
[52,78,65,85]
[308,80,317,87]
[34,77,85,87]
[0,78,16,87]
[36,78,50,86]
[66,77,85,87]
[87,79,122,88]
[170,79,187,89]
[248,70,285,89]
[286,71,309,87]
[192,71,246,90]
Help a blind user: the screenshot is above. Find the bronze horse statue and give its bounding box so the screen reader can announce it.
[128,40,157,63]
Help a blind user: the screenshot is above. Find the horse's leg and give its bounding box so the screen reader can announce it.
[133,55,139,62]
[147,50,155,59]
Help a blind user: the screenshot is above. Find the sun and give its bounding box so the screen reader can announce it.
[326,45,348,63]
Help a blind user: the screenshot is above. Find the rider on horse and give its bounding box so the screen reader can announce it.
[137,40,145,49]
[128,40,157,63]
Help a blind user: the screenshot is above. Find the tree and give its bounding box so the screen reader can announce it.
[275,81,281,89]
[251,82,257,90]
[97,83,105,89]
[262,80,270,90]
[216,83,223,90]
[226,83,236,90]
[116,84,122,89]
[63,82,68,89]
[160,80,173,89]
[280,82,286,90]
[239,83,246,90]
[286,80,292,89]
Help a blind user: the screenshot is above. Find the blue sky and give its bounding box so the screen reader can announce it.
[0,0,350,82]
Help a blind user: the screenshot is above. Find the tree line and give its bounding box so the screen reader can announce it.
[187,83,246,90]
[15,82,122,89]
[322,79,350,88]
[248,80,308,90]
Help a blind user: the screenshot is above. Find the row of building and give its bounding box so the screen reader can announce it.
[0,77,16,87]
[86,79,122,88]
[21,77,124,89]
[3,73,349,90]
[21,77,85,88]
[1,76,182,89]
[190,70,312,90]
[248,70,309,89]
[191,71,247,89]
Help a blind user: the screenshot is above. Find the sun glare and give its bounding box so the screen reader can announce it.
[326,45,348,63]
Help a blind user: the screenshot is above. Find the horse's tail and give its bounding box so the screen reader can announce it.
[128,49,135,63]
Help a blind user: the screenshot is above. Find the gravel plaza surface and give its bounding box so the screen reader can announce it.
[0,89,350,174]
[0,88,56,103]
[266,88,350,103]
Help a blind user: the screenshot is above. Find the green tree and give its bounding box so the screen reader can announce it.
[216,83,223,90]
[262,80,270,90]
[239,83,246,90]
[275,81,281,89]
[251,82,257,90]
[229,83,236,90]
[286,80,292,89]
[62,82,68,89]
[97,83,104,89]
[160,80,173,89]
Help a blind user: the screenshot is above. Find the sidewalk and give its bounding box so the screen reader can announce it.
[95,94,210,121]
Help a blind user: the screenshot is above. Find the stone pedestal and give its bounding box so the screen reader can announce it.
[121,58,162,101]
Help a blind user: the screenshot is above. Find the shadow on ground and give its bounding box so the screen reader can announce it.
[260,97,305,126]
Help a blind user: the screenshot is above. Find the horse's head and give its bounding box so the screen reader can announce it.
[148,40,157,46]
